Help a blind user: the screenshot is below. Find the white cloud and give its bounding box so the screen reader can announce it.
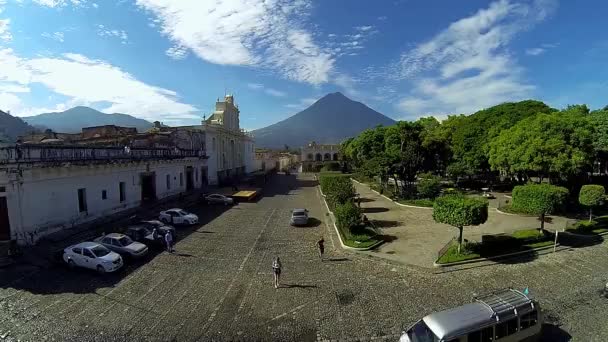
[395,0,556,117]
[33,0,85,7]
[377,16,388,21]
[0,82,29,93]
[97,26,129,44]
[246,83,286,97]
[333,73,361,98]
[0,19,11,42]
[525,47,545,55]
[136,0,334,85]
[92,2,98,8]
[165,45,188,60]
[0,48,197,121]
[355,25,373,31]
[41,31,65,43]
[264,88,286,97]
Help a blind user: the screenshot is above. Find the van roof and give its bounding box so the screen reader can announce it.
[423,289,536,340]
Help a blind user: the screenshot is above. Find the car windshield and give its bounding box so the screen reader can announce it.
[406,320,435,342]
[293,211,306,216]
[91,245,111,257]
[177,210,189,215]
[117,236,133,246]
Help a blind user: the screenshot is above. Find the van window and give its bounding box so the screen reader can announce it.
[520,310,538,330]
[468,326,493,342]
[495,318,518,339]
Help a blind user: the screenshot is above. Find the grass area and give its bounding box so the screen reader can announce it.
[437,228,554,264]
[497,204,536,216]
[337,223,381,248]
[397,198,434,207]
[566,215,608,235]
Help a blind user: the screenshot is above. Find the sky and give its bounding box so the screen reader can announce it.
[0,0,607,130]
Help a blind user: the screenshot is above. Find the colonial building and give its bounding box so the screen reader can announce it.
[0,143,208,245]
[200,95,255,185]
[300,141,341,172]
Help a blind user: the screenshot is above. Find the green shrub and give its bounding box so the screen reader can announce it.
[512,183,568,231]
[334,201,361,231]
[579,184,605,222]
[433,195,489,253]
[417,172,442,199]
[398,199,434,207]
[319,174,356,209]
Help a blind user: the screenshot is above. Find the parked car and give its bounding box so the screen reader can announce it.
[126,220,176,246]
[204,194,234,205]
[159,208,199,225]
[482,192,496,199]
[290,208,309,226]
[63,242,123,274]
[94,233,148,258]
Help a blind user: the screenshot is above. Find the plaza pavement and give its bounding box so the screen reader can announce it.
[353,181,573,267]
[0,173,606,341]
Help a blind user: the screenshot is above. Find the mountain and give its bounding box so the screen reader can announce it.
[252,92,396,148]
[0,109,38,142]
[23,106,153,133]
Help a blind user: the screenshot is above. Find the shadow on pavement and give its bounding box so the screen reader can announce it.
[540,323,572,341]
[379,234,398,244]
[358,198,375,203]
[303,218,322,228]
[282,284,318,289]
[325,257,350,262]
[361,207,390,213]
[372,220,401,228]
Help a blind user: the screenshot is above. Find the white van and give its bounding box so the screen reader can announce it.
[400,288,542,342]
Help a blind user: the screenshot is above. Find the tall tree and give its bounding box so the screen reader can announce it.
[489,111,594,182]
[385,121,424,196]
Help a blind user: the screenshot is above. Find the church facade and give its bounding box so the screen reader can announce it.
[201,95,255,185]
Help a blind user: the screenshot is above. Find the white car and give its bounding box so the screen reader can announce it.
[63,242,123,274]
[159,208,199,225]
[94,233,148,258]
[205,194,234,205]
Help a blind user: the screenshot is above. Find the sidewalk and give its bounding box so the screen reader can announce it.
[353,181,573,268]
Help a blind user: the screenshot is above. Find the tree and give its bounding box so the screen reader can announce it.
[489,111,594,182]
[433,195,488,253]
[384,121,424,196]
[511,184,569,232]
[579,185,605,222]
[334,201,362,231]
[417,172,442,199]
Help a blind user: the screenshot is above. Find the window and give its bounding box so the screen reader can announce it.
[101,190,107,200]
[83,249,95,258]
[166,174,171,190]
[72,247,82,255]
[195,168,198,181]
[468,326,493,342]
[119,182,126,202]
[102,237,112,244]
[495,318,518,339]
[180,173,183,186]
[77,188,87,212]
[520,310,538,330]
[212,137,216,151]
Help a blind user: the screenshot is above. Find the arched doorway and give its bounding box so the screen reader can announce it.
[324,153,331,161]
[307,153,314,161]
[315,153,322,161]
[333,153,339,161]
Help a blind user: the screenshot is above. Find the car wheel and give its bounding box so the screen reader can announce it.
[67,259,76,269]
[96,265,106,274]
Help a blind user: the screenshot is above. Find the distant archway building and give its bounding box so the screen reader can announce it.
[300,141,341,172]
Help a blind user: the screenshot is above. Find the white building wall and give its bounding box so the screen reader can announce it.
[244,140,255,173]
[205,131,218,185]
[3,158,205,245]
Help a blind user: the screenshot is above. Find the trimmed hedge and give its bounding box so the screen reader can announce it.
[334,201,361,231]
[512,183,569,216]
[319,174,356,210]
[433,195,489,228]
[579,185,605,207]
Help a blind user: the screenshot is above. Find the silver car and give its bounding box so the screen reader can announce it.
[290,209,309,226]
[94,233,149,258]
[205,194,235,205]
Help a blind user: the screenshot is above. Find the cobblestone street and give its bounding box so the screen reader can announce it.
[1,173,608,341]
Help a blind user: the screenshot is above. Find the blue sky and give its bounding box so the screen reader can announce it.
[0,0,606,130]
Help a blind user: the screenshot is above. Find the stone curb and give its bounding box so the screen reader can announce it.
[315,178,383,251]
[433,243,563,268]
[351,179,433,210]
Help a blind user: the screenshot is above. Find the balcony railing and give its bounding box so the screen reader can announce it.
[0,144,208,165]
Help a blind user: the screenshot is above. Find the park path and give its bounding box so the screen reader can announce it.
[353,181,572,267]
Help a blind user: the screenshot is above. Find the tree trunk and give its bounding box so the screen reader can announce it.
[589,208,593,223]
[457,226,463,254]
[393,175,399,196]
[540,212,545,235]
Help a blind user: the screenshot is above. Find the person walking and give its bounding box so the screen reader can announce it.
[164,230,174,253]
[317,237,325,261]
[272,257,282,288]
